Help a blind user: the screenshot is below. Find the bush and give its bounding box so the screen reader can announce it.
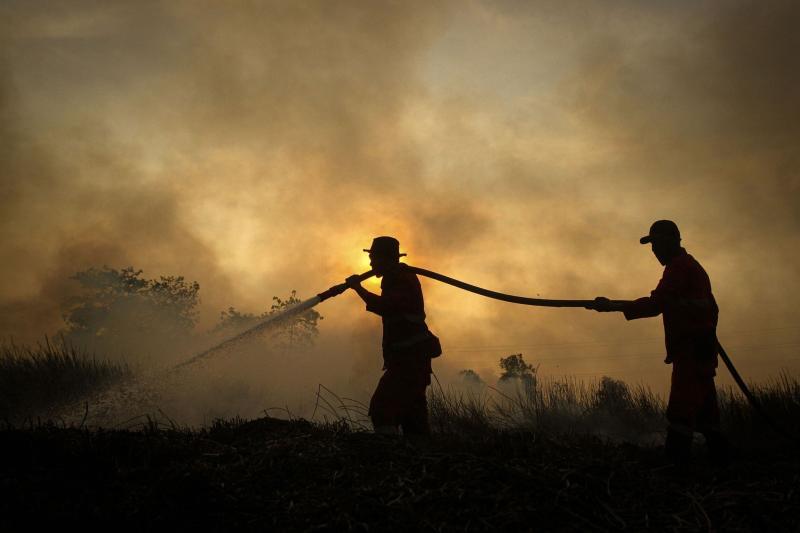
[60,266,200,362]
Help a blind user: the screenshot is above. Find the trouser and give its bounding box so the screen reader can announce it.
[665,359,727,463]
[666,361,720,434]
[368,352,431,435]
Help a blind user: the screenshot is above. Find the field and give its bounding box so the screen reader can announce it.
[1,342,799,531]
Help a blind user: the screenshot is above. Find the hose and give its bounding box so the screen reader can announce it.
[319,267,624,308]
[408,266,621,308]
[401,265,794,443]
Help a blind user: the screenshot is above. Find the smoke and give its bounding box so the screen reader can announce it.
[1,0,799,424]
[411,0,800,387]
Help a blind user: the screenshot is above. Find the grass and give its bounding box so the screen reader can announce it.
[3,336,797,451]
[429,376,666,444]
[429,373,800,449]
[0,337,131,421]
[308,371,800,457]
[718,371,800,448]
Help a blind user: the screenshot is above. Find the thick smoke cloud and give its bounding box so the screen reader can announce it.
[407,0,800,385]
[1,0,798,421]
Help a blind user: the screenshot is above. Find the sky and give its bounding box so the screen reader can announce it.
[1,0,798,404]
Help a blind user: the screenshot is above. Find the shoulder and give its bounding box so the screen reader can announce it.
[660,251,692,284]
[395,263,420,290]
[685,252,712,279]
[396,264,420,285]
[667,251,712,289]
[382,264,420,288]
[666,249,694,271]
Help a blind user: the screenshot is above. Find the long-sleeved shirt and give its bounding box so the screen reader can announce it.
[358,263,431,354]
[623,248,719,365]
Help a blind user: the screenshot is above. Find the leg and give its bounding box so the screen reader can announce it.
[370,353,431,437]
[696,377,729,465]
[397,354,432,437]
[373,424,401,435]
[399,386,430,436]
[665,364,697,463]
[369,370,402,433]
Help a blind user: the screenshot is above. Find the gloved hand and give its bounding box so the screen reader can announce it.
[345,274,363,289]
[590,297,623,312]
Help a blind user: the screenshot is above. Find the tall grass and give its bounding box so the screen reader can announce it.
[0,338,131,420]
[429,374,800,448]
[718,371,800,448]
[430,376,665,443]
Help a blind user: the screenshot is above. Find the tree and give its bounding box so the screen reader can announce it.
[215,290,322,352]
[498,353,534,380]
[215,306,259,331]
[498,353,537,391]
[595,376,631,412]
[269,291,322,351]
[60,266,200,360]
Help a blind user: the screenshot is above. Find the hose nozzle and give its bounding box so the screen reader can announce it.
[317,270,374,302]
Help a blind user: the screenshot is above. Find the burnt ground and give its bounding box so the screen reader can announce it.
[1,417,797,531]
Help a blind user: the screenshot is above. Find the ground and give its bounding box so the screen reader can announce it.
[1,417,798,531]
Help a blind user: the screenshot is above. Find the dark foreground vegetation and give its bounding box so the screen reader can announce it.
[0,339,130,420]
[2,344,799,530]
[2,414,799,531]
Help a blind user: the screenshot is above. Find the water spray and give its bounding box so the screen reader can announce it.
[171,271,375,370]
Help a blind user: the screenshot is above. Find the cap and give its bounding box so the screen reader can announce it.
[363,236,407,257]
[640,220,681,244]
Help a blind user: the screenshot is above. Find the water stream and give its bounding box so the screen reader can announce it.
[171,295,323,370]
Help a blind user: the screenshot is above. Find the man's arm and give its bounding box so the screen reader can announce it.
[346,275,382,311]
[622,264,685,320]
[590,294,660,316]
[346,272,420,317]
[591,263,686,318]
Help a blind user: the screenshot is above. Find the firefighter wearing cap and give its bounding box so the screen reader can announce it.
[346,236,441,436]
[592,220,728,464]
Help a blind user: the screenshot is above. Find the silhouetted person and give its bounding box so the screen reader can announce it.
[591,220,728,465]
[346,236,441,436]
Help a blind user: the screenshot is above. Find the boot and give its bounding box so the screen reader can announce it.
[373,425,400,436]
[664,428,693,465]
[703,430,730,467]
[400,406,431,437]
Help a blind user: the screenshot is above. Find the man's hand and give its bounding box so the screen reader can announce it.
[589,296,624,312]
[345,274,363,290]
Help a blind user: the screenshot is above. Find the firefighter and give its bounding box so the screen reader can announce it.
[591,220,729,464]
[346,236,441,436]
